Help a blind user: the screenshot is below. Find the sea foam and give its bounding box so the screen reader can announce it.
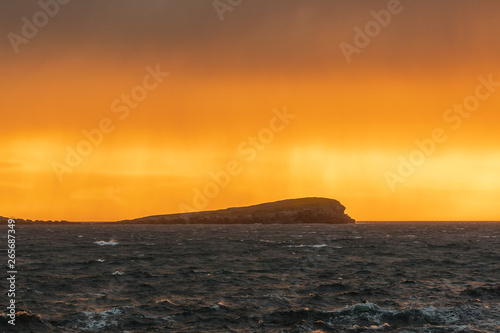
[94,239,119,246]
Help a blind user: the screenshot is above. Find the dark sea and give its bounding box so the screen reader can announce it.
[1,222,500,332]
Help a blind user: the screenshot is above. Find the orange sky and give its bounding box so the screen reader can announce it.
[1,0,500,221]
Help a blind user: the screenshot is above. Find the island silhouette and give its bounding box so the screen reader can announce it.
[1,197,355,224]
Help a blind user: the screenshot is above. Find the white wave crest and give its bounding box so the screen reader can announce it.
[94,239,119,246]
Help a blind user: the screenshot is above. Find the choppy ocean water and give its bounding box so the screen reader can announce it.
[1,222,500,332]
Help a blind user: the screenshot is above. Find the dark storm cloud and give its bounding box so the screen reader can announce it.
[0,0,351,70]
[2,0,340,44]
[2,0,500,71]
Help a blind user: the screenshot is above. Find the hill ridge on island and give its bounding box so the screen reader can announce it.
[120,197,355,225]
[1,197,355,224]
